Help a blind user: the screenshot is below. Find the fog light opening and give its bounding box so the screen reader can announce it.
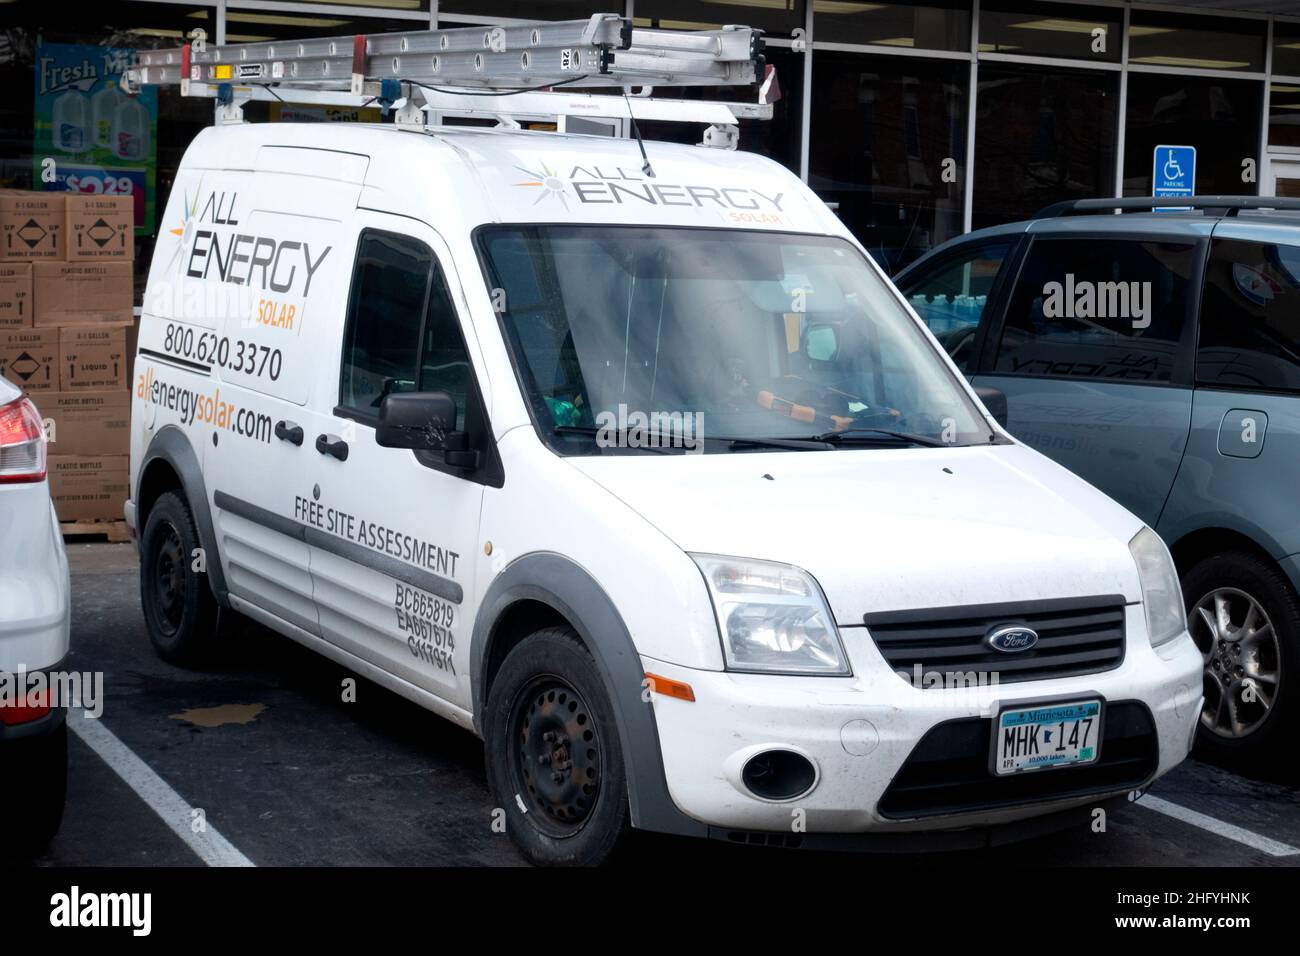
[741,749,816,801]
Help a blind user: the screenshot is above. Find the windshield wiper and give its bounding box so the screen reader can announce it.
[810,427,949,448]
[552,424,674,454]
[721,435,833,451]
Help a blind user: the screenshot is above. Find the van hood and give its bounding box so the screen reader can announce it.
[566,444,1144,625]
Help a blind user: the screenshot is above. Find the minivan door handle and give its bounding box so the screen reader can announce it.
[275,420,304,446]
[315,433,349,461]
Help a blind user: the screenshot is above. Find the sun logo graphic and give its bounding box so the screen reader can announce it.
[162,184,202,277]
[513,162,568,208]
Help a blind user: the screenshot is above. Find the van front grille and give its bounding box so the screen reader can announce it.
[862,595,1127,687]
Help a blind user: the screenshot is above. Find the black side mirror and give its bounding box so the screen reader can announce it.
[376,391,478,468]
[974,385,1009,429]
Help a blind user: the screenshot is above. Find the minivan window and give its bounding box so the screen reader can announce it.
[340,231,432,416]
[1197,237,1300,393]
[994,237,1197,383]
[478,226,994,453]
[898,239,1014,372]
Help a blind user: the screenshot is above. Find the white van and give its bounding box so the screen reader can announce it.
[127,108,1204,865]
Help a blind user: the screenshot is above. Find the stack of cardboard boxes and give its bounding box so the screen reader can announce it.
[0,190,134,526]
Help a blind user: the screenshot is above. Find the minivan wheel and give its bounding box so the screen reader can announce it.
[484,627,631,866]
[140,491,222,666]
[1183,551,1300,770]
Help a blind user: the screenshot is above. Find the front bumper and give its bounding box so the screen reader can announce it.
[646,603,1202,835]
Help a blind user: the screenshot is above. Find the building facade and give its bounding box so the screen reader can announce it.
[3,0,1299,289]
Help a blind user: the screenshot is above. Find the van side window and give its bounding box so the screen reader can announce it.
[339,231,433,416]
[1198,237,1300,393]
[994,238,1196,383]
[419,271,471,431]
[897,239,1013,372]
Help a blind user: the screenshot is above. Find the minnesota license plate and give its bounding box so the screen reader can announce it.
[992,699,1102,776]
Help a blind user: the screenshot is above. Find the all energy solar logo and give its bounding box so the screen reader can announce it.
[512,161,568,208]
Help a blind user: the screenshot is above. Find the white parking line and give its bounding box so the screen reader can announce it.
[1137,794,1300,858]
[67,708,255,867]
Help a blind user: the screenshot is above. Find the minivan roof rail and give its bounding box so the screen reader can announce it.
[1035,196,1300,218]
[120,16,774,148]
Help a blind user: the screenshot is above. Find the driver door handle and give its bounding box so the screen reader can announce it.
[275,420,304,446]
[315,433,349,461]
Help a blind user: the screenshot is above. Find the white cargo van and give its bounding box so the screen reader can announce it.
[125,19,1203,865]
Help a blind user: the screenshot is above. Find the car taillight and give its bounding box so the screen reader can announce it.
[0,396,48,483]
[0,685,51,726]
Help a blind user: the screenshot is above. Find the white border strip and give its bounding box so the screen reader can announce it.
[68,708,255,867]
[1139,794,1299,858]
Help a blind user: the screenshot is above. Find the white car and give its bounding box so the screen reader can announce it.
[0,376,70,853]
[126,116,1203,865]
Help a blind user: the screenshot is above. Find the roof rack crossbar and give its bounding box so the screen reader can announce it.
[1035,196,1300,218]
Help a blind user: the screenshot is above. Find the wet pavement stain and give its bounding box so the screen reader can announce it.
[169,703,267,728]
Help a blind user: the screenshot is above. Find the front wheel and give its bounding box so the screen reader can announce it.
[1183,551,1300,772]
[484,627,631,866]
[140,491,222,666]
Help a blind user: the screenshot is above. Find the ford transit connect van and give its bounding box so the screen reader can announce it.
[126,118,1203,865]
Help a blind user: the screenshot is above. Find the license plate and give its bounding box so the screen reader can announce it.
[992,699,1102,776]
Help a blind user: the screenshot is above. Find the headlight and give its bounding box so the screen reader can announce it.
[691,554,850,675]
[1129,527,1186,648]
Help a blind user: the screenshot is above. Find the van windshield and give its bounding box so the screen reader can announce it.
[478,226,995,454]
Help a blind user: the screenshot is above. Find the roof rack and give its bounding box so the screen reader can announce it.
[120,15,774,148]
[1035,196,1300,218]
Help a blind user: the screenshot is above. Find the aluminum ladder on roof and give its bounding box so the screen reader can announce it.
[119,15,776,149]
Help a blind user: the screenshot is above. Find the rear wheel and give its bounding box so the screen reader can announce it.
[140,491,222,666]
[1183,551,1300,771]
[484,627,631,866]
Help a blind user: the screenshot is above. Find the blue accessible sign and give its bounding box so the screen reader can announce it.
[1153,145,1196,210]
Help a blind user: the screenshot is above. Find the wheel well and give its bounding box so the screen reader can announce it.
[481,599,572,707]
[1168,527,1275,577]
[136,458,183,533]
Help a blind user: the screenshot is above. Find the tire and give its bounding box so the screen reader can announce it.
[140,490,222,666]
[484,627,631,866]
[1183,551,1300,772]
[0,721,68,857]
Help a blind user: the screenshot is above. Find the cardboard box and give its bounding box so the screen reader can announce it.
[0,262,32,328]
[66,194,134,261]
[0,328,58,392]
[0,191,64,260]
[39,391,130,456]
[60,324,130,390]
[33,261,133,326]
[48,456,128,522]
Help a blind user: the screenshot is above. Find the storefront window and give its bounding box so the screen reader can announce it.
[1275,21,1300,79]
[1,1,218,298]
[973,64,1116,229]
[635,1,805,38]
[811,1,970,53]
[439,1,599,22]
[980,1,1121,63]
[1270,84,1300,150]
[1128,11,1265,74]
[809,52,967,274]
[1123,74,1262,197]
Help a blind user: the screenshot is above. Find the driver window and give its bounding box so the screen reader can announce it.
[897,240,1014,371]
[339,230,432,417]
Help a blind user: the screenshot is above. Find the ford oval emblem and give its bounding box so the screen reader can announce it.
[986,624,1039,653]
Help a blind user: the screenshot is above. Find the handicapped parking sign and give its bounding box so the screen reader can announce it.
[1153,145,1195,210]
